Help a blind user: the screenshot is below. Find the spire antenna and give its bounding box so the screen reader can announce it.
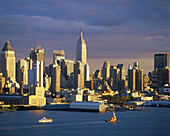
[80,25,83,39]
[36,36,40,49]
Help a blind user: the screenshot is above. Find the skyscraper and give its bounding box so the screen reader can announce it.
[0,73,5,93]
[128,64,136,91]
[151,53,170,90]
[0,40,16,81]
[28,61,43,87]
[16,57,33,85]
[110,66,120,90]
[102,61,110,80]
[128,62,143,91]
[74,61,84,89]
[84,63,90,81]
[133,62,139,69]
[30,38,45,73]
[117,64,126,90]
[61,59,74,81]
[51,64,61,94]
[94,69,102,79]
[53,50,65,64]
[135,69,143,91]
[60,59,74,88]
[117,64,126,81]
[154,53,169,70]
[76,26,87,64]
[157,67,170,89]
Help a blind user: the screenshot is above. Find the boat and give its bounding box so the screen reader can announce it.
[39,117,53,123]
[105,111,118,122]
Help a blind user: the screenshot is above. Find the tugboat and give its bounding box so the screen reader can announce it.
[39,117,53,123]
[105,111,118,122]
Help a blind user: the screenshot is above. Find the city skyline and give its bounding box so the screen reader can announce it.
[0,0,169,74]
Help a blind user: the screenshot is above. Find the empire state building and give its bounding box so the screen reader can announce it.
[76,26,87,64]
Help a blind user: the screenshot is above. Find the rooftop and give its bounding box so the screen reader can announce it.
[2,40,14,51]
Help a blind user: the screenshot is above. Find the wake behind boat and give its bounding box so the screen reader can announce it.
[39,117,53,123]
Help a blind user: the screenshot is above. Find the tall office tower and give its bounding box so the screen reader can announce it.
[51,64,61,94]
[102,61,110,80]
[74,61,84,89]
[157,67,170,89]
[151,70,157,89]
[76,26,87,64]
[84,63,90,81]
[67,73,75,89]
[110,66,120,90]
[0,40,16,81]
[154,53,169,70]
[117,64,126,81]
[0,73,5,93]
[53,50,65,65]
[48,64,54,77]
[28,61,43,87]
[143,74,150,88]
[128,64,136,91]
[16,57,33,85]
[0,73,3,93]
[135,69,143,91]
[30,39,45,73]
[128,62,144,91]
[133,62,139,69]
[44,75,51,91]
[94,69,102,79]
[61,59,74,81]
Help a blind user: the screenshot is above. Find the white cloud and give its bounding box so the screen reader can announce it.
[0,15,106,35]
[145,35,170,40]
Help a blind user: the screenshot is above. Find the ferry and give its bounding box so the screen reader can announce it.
[39,117,53,123]
[105,111,118,122]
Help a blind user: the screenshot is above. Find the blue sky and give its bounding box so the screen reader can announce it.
[0,0,169,73]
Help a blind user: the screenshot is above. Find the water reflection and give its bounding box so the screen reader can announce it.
[29,110,46,115]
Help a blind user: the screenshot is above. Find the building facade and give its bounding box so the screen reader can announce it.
[84,63,90,81]
[157,67,170,89]
[0,41,16,81]
[102,61,110,80]
[110,66,120,90]
[154,53,169,70]
[30,42,45,73]
[28,61,43,87]
[61,59,74,81]
[128,62,143,91]
[16,57,33,86]
[51,64,61,94]
[53,50,65,65]
[74,61,84,89]
[128,68,136,91]
[76,26,87,65]
[0,73,5,93]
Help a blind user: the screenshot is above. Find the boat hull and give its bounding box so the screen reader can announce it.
[39,119,53,123]
[105,119,118,122]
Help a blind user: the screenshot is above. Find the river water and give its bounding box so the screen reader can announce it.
[0,107,170,136]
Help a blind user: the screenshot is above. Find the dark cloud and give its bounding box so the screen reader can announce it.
[0,0,169,73]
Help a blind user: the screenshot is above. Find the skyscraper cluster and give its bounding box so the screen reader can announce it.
[92,53,170,94]
[0,27,169,99]
[151,53,170,91]
[0,27,90,97]
[128,62,143,91]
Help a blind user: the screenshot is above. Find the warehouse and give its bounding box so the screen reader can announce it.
[70,102,106,112]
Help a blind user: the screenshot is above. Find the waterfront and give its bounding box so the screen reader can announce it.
[0,107,170,136]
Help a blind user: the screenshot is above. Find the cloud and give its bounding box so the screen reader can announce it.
[1,0,169,28]
[145,36,170,40]
[0,15,106,35]
[0,0,169,71]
